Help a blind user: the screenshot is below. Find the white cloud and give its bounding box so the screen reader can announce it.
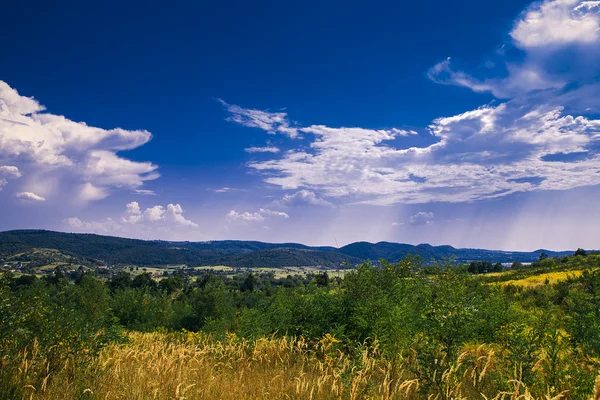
[213,187,247,193]
[143,205,166,222]
[119,202,198,227]
[15,191,46,202]
[0,165,21,191]
[77,182,108,203]
[165,203,198,227]
[219,99,298,138]
[226,97,600,205]
[244,146,280,153]
[0,165,21,178]
[122,201,143,224]
[226,208,290,223]
[134,189,156,196]
[276,190,334,207]
[220,0,600,206]
[66,201,198,234]
[428,1,600,99]
[408,212,434,226]
[227,210,265,223]
[259,208,290,219]
[0,80,158,202]
[64,217,121,233]
[511,0,600,48]
[427,58,564,99]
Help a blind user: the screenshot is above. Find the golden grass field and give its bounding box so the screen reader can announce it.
[12,331,600,400]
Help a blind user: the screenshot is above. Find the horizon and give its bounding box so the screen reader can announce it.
[2,0,600,251]
[0,228,585,253]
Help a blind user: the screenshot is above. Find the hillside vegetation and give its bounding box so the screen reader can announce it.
[1,252,600,398]
[0,229,574,267]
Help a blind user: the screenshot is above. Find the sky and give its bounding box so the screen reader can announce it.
[1,0,600,251]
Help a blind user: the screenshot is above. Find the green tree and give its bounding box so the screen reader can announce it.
[314,271,329,287]
[240,273,257,292]
[131,272,157,291]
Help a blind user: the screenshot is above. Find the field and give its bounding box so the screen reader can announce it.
[243,266,350,279]
[132,265,352,279]
[496,270,585,287]
[10,331,600,399]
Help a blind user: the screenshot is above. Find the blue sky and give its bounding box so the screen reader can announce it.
[1,0,600,250]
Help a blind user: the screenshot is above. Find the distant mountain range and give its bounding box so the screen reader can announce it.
[0,230,576,268]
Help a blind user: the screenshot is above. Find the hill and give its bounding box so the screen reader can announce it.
[0,229,576,267]
[339,241,573,263]
[0,230,354,267]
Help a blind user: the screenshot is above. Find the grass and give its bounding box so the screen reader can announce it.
[10,331,600,399]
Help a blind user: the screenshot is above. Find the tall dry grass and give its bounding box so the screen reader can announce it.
[9,331,599,400]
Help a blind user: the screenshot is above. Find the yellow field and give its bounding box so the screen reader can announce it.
[129,266,169,275]
[497,270,584,287]
[189,265,351,278]
[195,265,235,272]
[249,266,350,278]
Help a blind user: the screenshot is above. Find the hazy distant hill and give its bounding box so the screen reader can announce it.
[0,229,575,267]
[340,241,573,263]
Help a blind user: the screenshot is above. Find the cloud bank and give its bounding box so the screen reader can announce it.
[0,81,158,203]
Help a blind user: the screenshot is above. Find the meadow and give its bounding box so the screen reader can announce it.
[2,254,600,399]
[11,330,600,400]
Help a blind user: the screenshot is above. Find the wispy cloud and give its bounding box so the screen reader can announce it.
[244,146,280,153]
[15,192,46,202]
[258,208,290,219]
[212,187,247,193]
[219,99,299,138]
[274,190,334,208]
[134,189,156,196]
[226,208,289,223]
[427,57,563,99]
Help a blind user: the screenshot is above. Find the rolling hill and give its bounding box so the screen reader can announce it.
[0,229,576,268]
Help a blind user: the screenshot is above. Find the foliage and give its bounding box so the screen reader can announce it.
[1,252,600,398]
[0,274,122,397]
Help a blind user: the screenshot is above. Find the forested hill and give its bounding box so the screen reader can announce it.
[338,241,574,263]
[0,230,575,267]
